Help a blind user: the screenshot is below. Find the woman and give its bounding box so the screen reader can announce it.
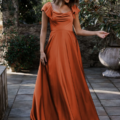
[30,0,109,120]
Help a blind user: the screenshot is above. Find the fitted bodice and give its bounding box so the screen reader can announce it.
[41,2,80,32]
[50,11,73,31]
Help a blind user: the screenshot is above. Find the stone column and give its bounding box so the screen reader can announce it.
[0,65,7,120]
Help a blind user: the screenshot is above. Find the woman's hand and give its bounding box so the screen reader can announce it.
[40,52,47,66]
[96,31,109,39]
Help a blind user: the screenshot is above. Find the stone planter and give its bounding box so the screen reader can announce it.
[99,47,120,77]
[0,65,8,119]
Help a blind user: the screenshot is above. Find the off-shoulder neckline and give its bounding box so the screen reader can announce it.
[49,2,72,14]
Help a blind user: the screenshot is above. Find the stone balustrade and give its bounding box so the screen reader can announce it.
[0,65,8,120]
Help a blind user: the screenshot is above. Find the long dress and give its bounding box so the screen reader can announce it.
[30,2,100,120]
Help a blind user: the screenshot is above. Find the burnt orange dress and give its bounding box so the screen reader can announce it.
[30,2,99,120]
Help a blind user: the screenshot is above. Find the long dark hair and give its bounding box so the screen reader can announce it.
[52,0,79,9]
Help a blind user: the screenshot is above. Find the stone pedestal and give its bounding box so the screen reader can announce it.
[99,47,120,77]
[0,65,8,120]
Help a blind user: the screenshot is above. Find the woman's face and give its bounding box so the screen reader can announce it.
[64,0,70,3]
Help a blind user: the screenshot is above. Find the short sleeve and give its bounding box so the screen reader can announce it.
[41,2,52,18]
[71,4,80,19]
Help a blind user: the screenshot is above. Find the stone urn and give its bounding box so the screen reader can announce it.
[99,47,120,77]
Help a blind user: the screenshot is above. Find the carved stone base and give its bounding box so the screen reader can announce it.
[102,69,120,77]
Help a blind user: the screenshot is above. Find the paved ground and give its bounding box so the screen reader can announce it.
[2,67,120,120]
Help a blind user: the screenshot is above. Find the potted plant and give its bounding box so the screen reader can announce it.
[3,34,39,72]
[79,0,120,77]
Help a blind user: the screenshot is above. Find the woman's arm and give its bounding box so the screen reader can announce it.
[73,14,109,39]
[40,11,48,65]
[40,11,48,53]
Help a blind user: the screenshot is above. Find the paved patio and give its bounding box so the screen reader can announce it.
[2,67,120,120]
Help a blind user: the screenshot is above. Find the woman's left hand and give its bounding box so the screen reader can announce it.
[96,31,109,39]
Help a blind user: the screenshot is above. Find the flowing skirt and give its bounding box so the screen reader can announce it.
[30,30,99,120]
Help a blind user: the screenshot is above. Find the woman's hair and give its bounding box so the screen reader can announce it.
[52,0,79,8]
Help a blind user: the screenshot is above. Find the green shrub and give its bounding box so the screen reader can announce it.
[3,34,39,71]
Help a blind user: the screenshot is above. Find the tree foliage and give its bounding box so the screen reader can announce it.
[79,0,120,39]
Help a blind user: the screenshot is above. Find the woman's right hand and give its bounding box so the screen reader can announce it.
[40,52,47,66]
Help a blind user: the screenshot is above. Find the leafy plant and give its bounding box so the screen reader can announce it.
[0,0,40,71]
[79,0,120,46]
[78,0,120,67]
[33,1,43,23]
[3,34,39,71]
[18,0,52,24]
[18,0,38,24]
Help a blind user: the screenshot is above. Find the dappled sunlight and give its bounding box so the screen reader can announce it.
[7,68,37,77]
[20,84,35,87]
[93,89,120,94]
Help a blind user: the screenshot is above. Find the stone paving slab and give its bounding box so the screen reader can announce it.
[91,83,115,88]
[86,75,105,79]
[84,71,103,75]
[109,78,120,83]
[88,78,111,83]
[110,116,120,120]
[93,87,119,91]
[21,80,36,84]
[104,107,120,115]
[8,94,17,100]
[12,101,32,109]
[91,93,98,100]
[113,83,120,88]
[8,100,14,108]
[96,107,107,116]
[8,118,30,120]
[7,80,23,84]
[7,76,24,80]
[15,95,33,101]
[2,67,120,120]
[18,88,34,95]
[22,75,37,80]
[99,116,110,120]
[9,108,31,117]
[8,88,18,95]
[95,92,120,100]
[20,84,35,89]
[100,100,120,106]
[7,84,20,89]
[7,74,24,79]
[93,99,102,107]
